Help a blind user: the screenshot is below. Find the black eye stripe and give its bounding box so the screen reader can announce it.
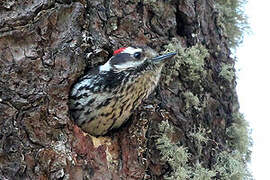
[110,53,133,65]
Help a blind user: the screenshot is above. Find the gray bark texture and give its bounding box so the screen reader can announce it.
[0,0,242,179]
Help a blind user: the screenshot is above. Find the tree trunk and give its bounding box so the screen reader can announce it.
[0,0,250,179]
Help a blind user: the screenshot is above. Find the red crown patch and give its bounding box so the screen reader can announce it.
[113,47,127,55]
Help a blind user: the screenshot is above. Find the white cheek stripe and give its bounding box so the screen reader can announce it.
[122,47,142,54]
[114,61,143,69]
[99,61,112,71]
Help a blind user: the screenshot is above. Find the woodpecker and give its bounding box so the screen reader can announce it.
[69,46,176,136]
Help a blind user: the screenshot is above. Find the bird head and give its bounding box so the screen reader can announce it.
[99,46,176,73]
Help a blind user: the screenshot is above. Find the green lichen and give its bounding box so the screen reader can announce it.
[181,44,209,82]
[213,151,252,180]
[156,119,252,180]
[162,39,209,86]
[215,0,249,48]
[182,91,208,116]
[189,126,209,156]
[157,120,192,180]
[192,163,216,180]
[143,0,156,4]
[226,112,252,159]
[183,91,201,115]
[219,63,235,82]
[157,121,216,180]
[189,126,208,145]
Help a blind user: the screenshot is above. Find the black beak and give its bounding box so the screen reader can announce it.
[151,52,177,64]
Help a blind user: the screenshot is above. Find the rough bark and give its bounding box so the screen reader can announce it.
[0,0,242,179]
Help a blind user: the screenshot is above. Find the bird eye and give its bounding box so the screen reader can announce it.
[134,52,141,59]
